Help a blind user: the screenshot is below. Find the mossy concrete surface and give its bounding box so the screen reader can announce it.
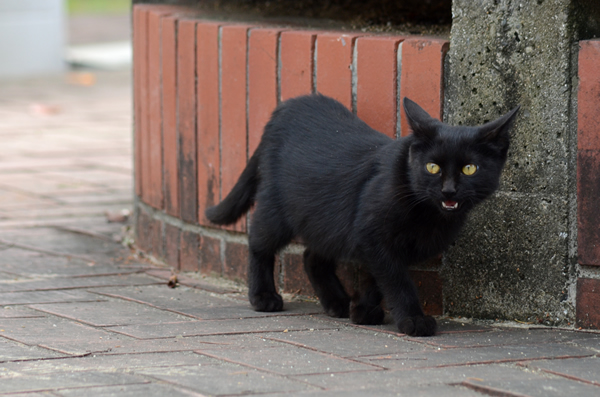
[443,0,600,326]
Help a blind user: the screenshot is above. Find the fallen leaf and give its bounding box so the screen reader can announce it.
[67,72,96,86]
[168,274,178,288]
[105,209,130,223]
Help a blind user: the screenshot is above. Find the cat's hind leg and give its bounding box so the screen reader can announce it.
[350,270,385,325]
[303,249,350,318]
[247,206,293,312]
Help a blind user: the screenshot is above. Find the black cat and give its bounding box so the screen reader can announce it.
[206,94,519,336]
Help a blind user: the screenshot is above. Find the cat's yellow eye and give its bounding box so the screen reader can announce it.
[426,163,440,174]
[462,164,478,176]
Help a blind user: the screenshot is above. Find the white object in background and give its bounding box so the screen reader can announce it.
[0,0,65,77]
[66,41,132,70]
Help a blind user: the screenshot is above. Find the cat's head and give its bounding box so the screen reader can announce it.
[403,97,519,216]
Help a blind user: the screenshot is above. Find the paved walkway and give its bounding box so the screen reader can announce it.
[1,52,600,397]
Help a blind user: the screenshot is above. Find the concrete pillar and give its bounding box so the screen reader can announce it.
[442,0,600,325]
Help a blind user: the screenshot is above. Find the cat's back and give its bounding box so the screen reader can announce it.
[262,94,390,151]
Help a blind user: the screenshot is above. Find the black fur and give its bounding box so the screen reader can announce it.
[206,94,519,336]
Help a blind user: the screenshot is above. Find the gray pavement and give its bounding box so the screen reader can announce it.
[1,22,600,397]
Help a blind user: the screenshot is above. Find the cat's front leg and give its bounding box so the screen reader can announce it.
[371,262,436,337]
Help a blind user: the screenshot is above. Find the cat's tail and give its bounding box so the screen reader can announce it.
[204,149,260,225]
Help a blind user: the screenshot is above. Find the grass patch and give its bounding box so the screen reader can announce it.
[68,0,131,15]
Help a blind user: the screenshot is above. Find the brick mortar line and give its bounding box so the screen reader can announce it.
[92,288,322,321]
[0,238,102,263]
[457,380,531,397]
[195,349,334,387]
[396,41,403,138]
[522,366,600,387]
[129,372,209,396]
[263,336,387,370]
[1,282,164,294]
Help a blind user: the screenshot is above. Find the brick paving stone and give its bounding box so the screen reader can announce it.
[0,316,127,351]
[92,285,321,320]
[293,364,545,391]
[403,327,600,349]
[570,335,600,352]
[56,383,203,397]
[0,274,161,293]
[0,290,104,306]
[261,329,429,358]
[0,338,66,362]
[0,248,142,278]
[355,343,596,370]
[261,384,487,397]
[136,363,316,395]
[0,371,148,395]
[519,356,600,386]
[196,344,380,376]
[0,227,126,256]
[106,316,339,339]
[2,351,219,373]
[29,299,196,327]
[0,306,46,319]
[460,377,600,396]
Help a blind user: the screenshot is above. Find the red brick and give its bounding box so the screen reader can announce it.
[197,21,222,225]
[248,28,282,157]
[282,252,314,296]
[316,33,363,110]
[135,209,164,259]
[135,208,151,253]
[161,16,179,217]
[164,223,180,269]
[133,5,188,204]
[409,270,443,316]
[399,38,449,137]
[578,40,600,151]
[578,150,600,266]
[224,241,248,281]
[199,234,222,275]
[178,20,198,224]
[220,25,251,233]
[146,10,166,209]
[133,6,148,198]
[180,230,199,272]
[356,36,403,138]
[280,30,316,101]
[577,278,600,329]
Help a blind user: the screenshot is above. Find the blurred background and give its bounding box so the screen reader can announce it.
[0,0,131,77]
[0,0,135,232]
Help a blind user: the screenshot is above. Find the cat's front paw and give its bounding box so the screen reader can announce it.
[249,291,284,312]
[397,315,437,336]
[349,299,385,325]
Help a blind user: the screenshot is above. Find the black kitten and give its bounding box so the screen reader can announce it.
[206,94,519,336]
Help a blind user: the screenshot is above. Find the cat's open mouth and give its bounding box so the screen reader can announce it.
[442,200,459,211]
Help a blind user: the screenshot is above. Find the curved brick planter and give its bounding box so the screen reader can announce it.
[132,4,600,328]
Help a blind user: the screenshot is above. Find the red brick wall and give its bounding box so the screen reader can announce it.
[133,5,449,315]
[576,39,600,329]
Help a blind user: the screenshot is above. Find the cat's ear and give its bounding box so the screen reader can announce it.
[476,105,520,150]
[403,98,441,141]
